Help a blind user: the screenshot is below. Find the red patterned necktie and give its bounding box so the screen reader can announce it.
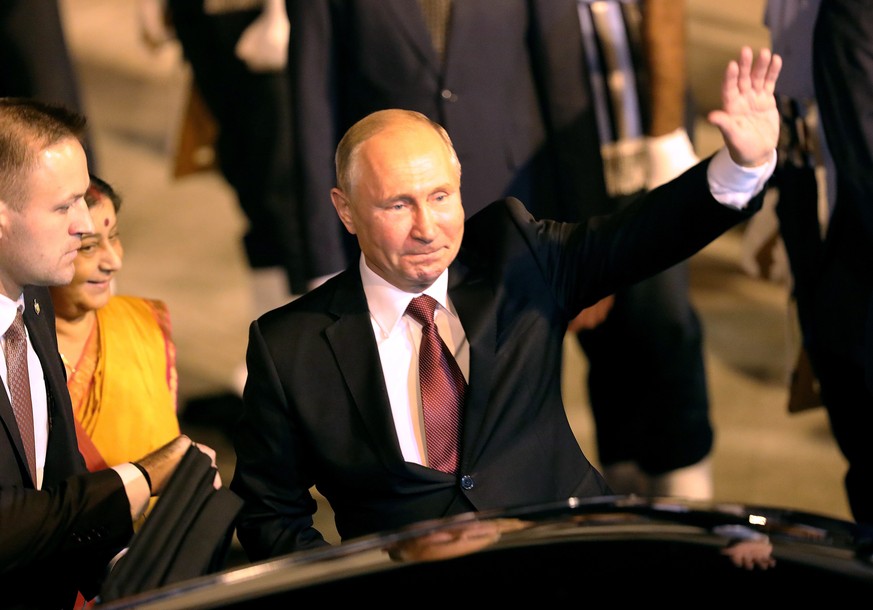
[406,295,465,474]
[5,308,36,480]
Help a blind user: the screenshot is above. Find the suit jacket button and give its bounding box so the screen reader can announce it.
[460,475,474,490]
[440,88,458,102]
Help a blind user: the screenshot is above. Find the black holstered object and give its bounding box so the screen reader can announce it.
[98,446,243,603]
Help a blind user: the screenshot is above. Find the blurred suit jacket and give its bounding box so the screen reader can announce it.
[0,286,132,610]
[287,0,604,281]
[810,0,873,387]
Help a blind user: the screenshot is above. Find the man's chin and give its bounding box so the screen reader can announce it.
[398,270,443,293]
[414,266,446,284]
[50,267,76,287]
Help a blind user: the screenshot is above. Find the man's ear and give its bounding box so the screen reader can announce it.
[0,199,10,238]
[330,188,356,235]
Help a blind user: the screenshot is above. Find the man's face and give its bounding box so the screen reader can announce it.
[49,193,123,319]
[0,138,92,299]
[331,123,464,293]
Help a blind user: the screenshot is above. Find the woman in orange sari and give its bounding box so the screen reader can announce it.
[49,176,180,487]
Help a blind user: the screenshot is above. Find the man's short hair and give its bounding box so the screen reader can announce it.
[0,97,88,208]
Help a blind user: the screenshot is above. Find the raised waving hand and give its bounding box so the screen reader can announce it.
[708,46,782,168]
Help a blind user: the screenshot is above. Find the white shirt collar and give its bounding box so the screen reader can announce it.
[0,293,25,334]
[359,254,451,335]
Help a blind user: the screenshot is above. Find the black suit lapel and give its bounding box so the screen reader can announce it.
[448,259,498,467]
[0,373,28,484]
[24,288,66,406]
[22,286,85,484]
[324,271,408,471]
[2,287,61,486]
[323,263,502,475]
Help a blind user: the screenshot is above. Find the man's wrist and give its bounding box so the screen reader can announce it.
[130,462,153,496]
[111,463,151,520]
[707,147,776,209]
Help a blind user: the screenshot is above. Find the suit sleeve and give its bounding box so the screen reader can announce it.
[528,0,609,219]
[0,468,133,572]
[813,1,873,238]
[287,0,350,280]
[230,320,328,560]
[563,159,763,308]
[474,161,763,317]
[812,0,873,390]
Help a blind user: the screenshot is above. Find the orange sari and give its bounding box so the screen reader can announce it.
[67,296,180,472]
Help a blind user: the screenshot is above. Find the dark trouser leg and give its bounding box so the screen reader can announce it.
[807,346,873,526]
[577,260,713,497]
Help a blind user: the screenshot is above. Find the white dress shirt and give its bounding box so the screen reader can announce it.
[361,258,469,467]
[1,295,49,490]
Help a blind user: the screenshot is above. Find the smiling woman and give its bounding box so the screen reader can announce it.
[49,175,180,524]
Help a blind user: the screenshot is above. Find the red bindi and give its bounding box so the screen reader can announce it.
[104,218,109,227]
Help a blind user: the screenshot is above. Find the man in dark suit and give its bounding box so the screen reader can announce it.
[161,0,307,297]
[0,98,219,610]
[230,47,783,560]
[0,0,97,171]
[291,0,715,498]
[763,0,873,529]
[802,0,873,526]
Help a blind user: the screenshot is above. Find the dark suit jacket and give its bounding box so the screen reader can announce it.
[166,0,308,293]
[288,0,604,280]
[0,0,97,171]
[0,286,133,609]
[230,159,762,560]
[811,0,873,388]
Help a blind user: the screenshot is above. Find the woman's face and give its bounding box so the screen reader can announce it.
[49,193,123,319]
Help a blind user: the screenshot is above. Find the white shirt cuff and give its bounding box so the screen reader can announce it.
[707,147,776,210]
[112,462,150,521]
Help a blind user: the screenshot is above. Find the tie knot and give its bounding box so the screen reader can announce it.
[406,295,439,327]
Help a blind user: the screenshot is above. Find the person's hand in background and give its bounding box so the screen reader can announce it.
[708,46,782,168]
[721,538,777,570]
[137,0,174,51]
[235,0,290,72]
[569,295,615,332]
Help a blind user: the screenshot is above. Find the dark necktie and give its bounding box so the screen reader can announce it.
[5,308,36,480]
[406,295,465,474]
[418,0,452,62]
